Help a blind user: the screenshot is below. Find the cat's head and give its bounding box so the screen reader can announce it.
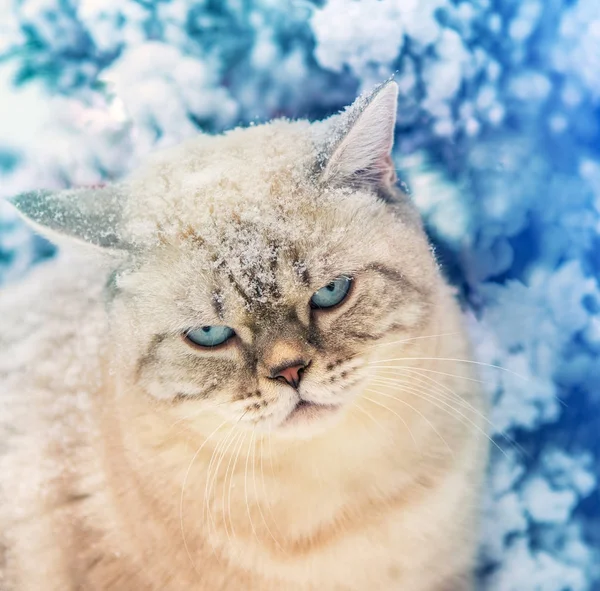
[11,81,440,438]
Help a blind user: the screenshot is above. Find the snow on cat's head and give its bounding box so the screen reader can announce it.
[11,81,440,438]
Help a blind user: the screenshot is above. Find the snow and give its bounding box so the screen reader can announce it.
[312,0,407,77]
[1,0,600,587]
[554,0,600,100]
[100,42,238,156]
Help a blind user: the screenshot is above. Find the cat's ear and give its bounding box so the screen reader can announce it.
[9,184,127,251]
[321,80,398,188]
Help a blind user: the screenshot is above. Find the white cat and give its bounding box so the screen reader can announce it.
[0,81,487,590]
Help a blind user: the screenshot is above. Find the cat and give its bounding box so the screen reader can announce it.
[0,81,487,591]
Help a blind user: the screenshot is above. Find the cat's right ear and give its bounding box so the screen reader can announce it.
[320,80,399,189]
[9,184,127,252]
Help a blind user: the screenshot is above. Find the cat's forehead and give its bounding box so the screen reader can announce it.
[122,117,397,315]
[170,204,349,315]
[124,119,321,243]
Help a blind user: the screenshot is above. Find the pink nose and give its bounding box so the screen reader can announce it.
[272,361,309,389]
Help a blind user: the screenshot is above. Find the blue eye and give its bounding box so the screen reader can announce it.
[185,325,235,348]
[310,276,352,309]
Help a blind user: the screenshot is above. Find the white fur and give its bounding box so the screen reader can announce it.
[1,82,487,590]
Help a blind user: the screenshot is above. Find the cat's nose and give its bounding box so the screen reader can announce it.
[271,360,310,389]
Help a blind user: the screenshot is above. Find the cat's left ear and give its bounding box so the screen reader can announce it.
[9,184,127,251]
[321,80,398,189]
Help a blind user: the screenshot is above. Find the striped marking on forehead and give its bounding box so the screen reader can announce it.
[208,233,302,311]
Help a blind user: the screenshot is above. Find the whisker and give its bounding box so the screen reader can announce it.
[253,433,284,550]
[372,372,487,419]
[364,389,454,457]
[268,430,277,483]
[244,430,260,543]
[202,437,222,548]
[169,400,230,430]
[371,377,480,425]
[180,418,229,576]
[223,430,247,546]
[352,400,395,442]
[204,423,239,546]
[365,332,460,350]
[371,368,517,445]
[258,435,269,507]
[380,363,566,409]
[372,361,565,427]
[360,393,420,451]
[367,356,528,381]
[207,411,248,549]
[369,379,508,459]
[369,365,486,385]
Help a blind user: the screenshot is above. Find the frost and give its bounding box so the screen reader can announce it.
[101,42,238,155]
[553,0,600,100]
[312,0,407,78]
[485,536,591,591]
[522,477,577,524]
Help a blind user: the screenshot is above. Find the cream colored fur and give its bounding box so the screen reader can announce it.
[0,82,487,590]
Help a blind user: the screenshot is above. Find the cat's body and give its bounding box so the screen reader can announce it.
[0,82,487,590]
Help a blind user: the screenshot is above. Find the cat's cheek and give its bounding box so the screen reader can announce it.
[228,379,295,419]
[298,360,367,405]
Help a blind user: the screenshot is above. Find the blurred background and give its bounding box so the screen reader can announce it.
[1,0,599,588]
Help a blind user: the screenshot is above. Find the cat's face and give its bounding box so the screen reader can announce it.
[12,81,440,438]
[116,184,435,437]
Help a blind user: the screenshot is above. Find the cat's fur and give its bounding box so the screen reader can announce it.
[0,82,487,590]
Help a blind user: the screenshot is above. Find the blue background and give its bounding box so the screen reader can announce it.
[1,1,599,587]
